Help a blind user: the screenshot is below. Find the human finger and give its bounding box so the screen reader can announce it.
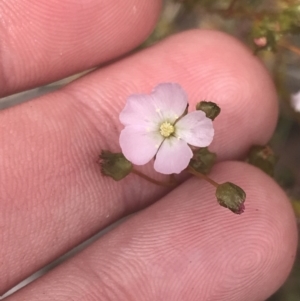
[0,30,278,293]
[0,0,161,96]
[5,162,298,301]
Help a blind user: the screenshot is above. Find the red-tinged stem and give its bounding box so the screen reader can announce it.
[280,41,300,56]
[187,166,219,188]
[132,169,175,187]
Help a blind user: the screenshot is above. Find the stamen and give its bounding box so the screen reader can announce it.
[159,122,175,137]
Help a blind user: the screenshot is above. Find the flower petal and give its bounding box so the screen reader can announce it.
[119,94,161,128]
[119,83,188,129]
[119,125,163,165]
[152,83,188,123]
[154,137,193,174]
[291,91,300,112]
[175,111,214,147]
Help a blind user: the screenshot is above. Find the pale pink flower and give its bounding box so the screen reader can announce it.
[291,91,300,112]
[253,37,267,47]
[119,83,214,174]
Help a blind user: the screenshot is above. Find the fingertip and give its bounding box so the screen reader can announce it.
[116,160,297,301]
[0,0,162,96]
[149,29,279,159]
[209,161,298,298]
[6,162,297,301]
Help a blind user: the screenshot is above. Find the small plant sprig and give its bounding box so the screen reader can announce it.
[172,0,300,56]
[99,83,246,214]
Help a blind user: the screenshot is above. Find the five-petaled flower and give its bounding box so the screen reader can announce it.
[119,83,214,174]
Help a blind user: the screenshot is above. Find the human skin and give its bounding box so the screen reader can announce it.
[0,0,298,300]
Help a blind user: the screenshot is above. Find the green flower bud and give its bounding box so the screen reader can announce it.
[196,101,221,120]
[216,182,246,214]
[189,148,216,174]
[247,145,277,177]
[99,151,132,181]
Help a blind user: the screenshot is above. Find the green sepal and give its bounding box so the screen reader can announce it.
[247,145,277,177]
[99,151,133,181]
[216,182,246,214]
[189,148,217,175]
[196,101,221,121]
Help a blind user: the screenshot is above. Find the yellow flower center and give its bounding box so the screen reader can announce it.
[159,122,175,138]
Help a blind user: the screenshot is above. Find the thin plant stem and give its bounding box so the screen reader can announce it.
[187,166,219,188]
[169,174,178,185]
[280,41,300,56]
[131,169,174,187]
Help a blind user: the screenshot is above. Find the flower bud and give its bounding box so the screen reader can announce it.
[196,101,220,120]
[247,145,277,177]
[99,151,133,181]
[216,182,246,214]
[189,148,216,174]
[251,16,279,52]
[253,37,267,47]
